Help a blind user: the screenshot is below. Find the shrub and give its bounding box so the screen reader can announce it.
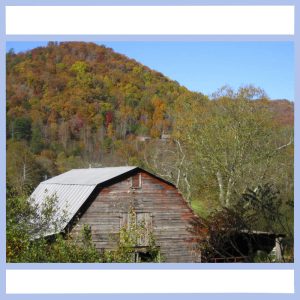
[6,192,101,263]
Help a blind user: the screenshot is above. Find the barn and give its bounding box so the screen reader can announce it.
[30,166,201,262]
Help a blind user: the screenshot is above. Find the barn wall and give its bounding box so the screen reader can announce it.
[70,171,201,262]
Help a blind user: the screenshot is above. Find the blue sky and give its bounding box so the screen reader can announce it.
[6,41,294,101]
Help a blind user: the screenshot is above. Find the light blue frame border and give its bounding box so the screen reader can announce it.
[1,0,298,299]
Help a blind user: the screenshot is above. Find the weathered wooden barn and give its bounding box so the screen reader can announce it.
[30,167,201,262]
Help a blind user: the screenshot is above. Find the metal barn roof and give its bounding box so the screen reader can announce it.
[43,166,137,185]
[30,166,137,236]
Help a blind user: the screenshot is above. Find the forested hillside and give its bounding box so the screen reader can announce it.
[6,42,294,245]
[6,42,205,185]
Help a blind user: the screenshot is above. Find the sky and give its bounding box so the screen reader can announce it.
[6,41,294,101]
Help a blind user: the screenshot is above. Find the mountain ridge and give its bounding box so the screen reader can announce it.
[6,42,293,180]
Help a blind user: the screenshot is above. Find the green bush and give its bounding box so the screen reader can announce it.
[7,192,161,263]
[6,192,101,263]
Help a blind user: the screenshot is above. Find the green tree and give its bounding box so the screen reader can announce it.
[30,124,44,154]
[13,117,32,141]
[173,86,293,210]
[240,183,293,241]
[6,192,101,263]
[7,140,47,194]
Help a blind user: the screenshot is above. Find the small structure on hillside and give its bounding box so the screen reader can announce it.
[136,136,151,142]
[160,133,171,141]
[30,167,201,262]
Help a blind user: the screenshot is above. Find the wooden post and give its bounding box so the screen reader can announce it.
[275,237,284,262]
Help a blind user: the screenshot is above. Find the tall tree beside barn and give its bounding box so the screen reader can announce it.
[172,86,293,227]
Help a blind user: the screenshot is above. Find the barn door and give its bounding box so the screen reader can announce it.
[120,212,152,246]
[137,213,152,246]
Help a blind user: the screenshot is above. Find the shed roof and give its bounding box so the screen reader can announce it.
[30,166,138,236]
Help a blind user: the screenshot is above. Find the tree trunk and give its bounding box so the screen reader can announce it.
[216,171,225,206]
[225,177,233,207]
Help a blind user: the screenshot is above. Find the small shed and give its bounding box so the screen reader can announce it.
[207,230,285,262]
[30,167,201,262]
[160,133,171,141]
[136,136,151,142]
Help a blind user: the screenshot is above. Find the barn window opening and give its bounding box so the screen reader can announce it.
[131,173,142,189]
[134,250,158,262]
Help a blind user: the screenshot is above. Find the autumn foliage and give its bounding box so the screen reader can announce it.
[6,42,294,262]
